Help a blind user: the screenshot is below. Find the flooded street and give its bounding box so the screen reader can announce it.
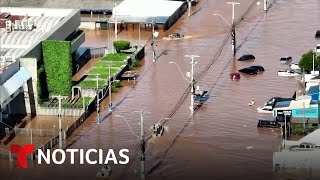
[1,0,320,179]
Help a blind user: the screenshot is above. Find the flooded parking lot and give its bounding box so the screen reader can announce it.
[1,0,320,179]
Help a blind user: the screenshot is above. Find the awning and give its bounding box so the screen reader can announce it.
[289,98,312,109]
[274,101,291,108]
[0,67,31,108]
[307,85,319,95]
[108,16,169,24]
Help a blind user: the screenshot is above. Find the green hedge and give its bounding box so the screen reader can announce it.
[291,124,318,135]
[113,40,130,52]
[42,40,73,96]
[102,53,128,61]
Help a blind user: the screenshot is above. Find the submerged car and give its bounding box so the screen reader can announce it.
[230,72,241,80]
[256,105,273,113]
[277,70,300,77]
[238,54,255,61]
[316,44,320,53]
[280,56,292,63]
[168,33,184,38]
[239,67,258,75]
[257,119,281,128]
[315,30,320,38]
[289,63,300,70]
[249,65,264,71]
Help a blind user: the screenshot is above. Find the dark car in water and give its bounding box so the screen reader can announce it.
[315,30,320,38]
[257,119,281,128]
[249,65,264,71]
[239,67,258,75]
[238,54,255,61]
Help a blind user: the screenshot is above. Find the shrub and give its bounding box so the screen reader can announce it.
[299,50,320,71]
[291,124,318,135]
[74,97,92,108]
[42,40,73,96]
[111,80,122,93]
[113,40,131,52]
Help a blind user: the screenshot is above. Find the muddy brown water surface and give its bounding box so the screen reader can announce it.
[1,0,320,179]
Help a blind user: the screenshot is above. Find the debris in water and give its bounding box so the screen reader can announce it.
[246,146,254,150]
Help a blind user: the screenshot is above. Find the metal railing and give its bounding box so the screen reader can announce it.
[14,127,57,137]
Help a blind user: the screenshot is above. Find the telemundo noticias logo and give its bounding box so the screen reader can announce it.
[10,144,130,168]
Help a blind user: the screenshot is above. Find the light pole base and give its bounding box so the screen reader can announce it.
[97,117,100,124]
[108,104,113,112]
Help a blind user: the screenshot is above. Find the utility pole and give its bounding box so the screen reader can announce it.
[140,111,145,180]
[133,110,150,180]
[108,64,112,112]
[187,0,192,17]
[227,2,240,56]
[185,55,199,116]
[114,3,118,35]
[313,50,315,74]
[231,24,236,55]
[152,19,156,62]
[52,95,67,149]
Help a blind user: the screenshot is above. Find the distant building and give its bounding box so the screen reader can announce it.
[0,7,84,120]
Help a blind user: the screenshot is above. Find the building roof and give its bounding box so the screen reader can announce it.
[108,0,184,24]
[289,97,312,109]
[0,7,75,75]
[274,101,291,108]
[307,85,319,95]
[0,67,31,108]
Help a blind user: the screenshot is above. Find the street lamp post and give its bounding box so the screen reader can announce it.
[52,95,68,149]
[169,55,199,116]
[114,3,118,35]
[283,110,291,148]
[108,64,112,112]
[187,0,192,17]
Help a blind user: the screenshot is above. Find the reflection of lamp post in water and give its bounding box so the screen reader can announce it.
[169,54,199,116]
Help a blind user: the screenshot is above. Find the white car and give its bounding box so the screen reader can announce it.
[257,106,273,114]
[289,63,300,70]
[277,70,300,77]
[316,44,320,53]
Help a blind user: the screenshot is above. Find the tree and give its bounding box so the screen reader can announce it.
[299,50,320,72]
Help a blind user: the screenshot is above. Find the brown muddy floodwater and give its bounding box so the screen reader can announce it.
[1,0,320,180]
